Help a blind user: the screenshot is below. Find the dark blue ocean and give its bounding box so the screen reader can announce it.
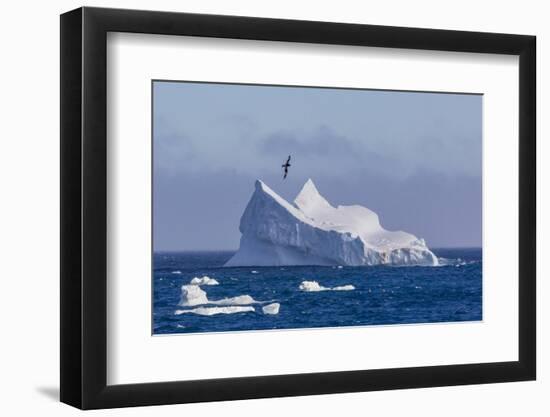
[153,248,481,335]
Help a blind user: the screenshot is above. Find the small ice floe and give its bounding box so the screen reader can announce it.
[215,295,257,305]
[299,281,355,292]
[337,265,343,269]
[179,285,210,306]
[171,270,182,274]
[189,275,219,286]
[178,284,258,307]
[175,306,255,316]
[262,303,280,315]
[251,270,259,274]
[299,281,329,292]
[332,285,355,291]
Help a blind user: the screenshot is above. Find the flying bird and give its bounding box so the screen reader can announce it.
[282,155,291,179]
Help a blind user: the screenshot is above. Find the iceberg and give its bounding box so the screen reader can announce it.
[225,179,438,267]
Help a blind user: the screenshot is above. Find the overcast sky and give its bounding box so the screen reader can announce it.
[153,81,482,251]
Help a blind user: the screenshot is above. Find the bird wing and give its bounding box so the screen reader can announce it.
[287,155,291,163]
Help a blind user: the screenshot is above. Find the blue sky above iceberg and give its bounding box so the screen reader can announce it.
[153,81,482,250]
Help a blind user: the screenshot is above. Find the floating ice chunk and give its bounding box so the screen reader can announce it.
[299,281,329,292]
[178,284,257,307]
[179,285,209,306]
[171,270,182,274]
[213,295,257,305]
[262,303,280,315]
[190,276,219,286]
[299,280,355,292]
[251,270,259,274]
[175,306,255,316]
[332,285,355,291]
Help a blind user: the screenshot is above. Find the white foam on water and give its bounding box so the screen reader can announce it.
[171,270,182,274]
[437,257,479,268]
[174,306,255,316]
[262,303,280,315]
[299,280,355,292]
[189,276,219,286]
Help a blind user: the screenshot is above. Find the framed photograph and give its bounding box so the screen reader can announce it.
[60,6,536,409]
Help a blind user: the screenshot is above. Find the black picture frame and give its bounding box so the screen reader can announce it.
[60,6,536,410]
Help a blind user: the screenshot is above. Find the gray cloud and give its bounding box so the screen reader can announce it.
[153,81,482,250]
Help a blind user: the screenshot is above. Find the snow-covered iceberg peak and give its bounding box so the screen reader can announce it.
[224,179,438,267]
[294,178,332,213]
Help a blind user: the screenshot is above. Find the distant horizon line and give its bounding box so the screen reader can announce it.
[154,246,483,253]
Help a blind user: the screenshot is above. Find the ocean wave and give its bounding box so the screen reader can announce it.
[175,306,255,316]
[189,276,219,286]
[299,281,355,292]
